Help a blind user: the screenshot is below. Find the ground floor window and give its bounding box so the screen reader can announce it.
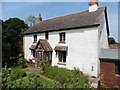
[58,51,66,63]
[31,50,35,58]
[45,51,52,61]
[115,62,120,75]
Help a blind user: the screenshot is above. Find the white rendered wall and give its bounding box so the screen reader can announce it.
[49,28,99,77]
[23,33,45,60]
[98,12,109,49]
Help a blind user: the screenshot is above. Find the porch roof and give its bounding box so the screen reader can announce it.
[54,45,68,51]
[35,39,53,51]
[29,45,36,50]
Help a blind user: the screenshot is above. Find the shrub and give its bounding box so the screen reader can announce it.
[39,61,49,73]
[43,66,89,88]
[9,67,27,80]
[2,67,27,89]
[17,53,27,68]
[5,75,61,89]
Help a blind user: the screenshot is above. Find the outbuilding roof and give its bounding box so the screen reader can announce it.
[23,6,108,35]
[99,49,120,61]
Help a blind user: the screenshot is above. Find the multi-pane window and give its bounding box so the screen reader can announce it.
[33,35,37,42]
[115,62,120,75]
[59,32,66,42]
[58,51,66,63]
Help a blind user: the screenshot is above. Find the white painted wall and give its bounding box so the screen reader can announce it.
[23,33,45,60]
[48,28,99,77]
[98,12,109,49]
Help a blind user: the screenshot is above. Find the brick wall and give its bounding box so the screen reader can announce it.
[100,60,120,87]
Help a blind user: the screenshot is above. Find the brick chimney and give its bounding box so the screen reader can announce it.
[38,14,42,22]
[89,0,98,12]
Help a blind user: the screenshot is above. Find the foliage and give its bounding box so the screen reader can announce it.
[17,53,27,68]
[39,61,49,73]
[2,18,29,67]
[2,67,61,89]
[108,37,116,44]
[2,67,27,89]
[43,66,89,88]
[25,16,37,27]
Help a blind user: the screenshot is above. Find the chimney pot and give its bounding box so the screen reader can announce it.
[89,0,98,12]
[89,0,98,6]
[38,13,42,22]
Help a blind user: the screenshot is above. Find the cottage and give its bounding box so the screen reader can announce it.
[23,0,109,77]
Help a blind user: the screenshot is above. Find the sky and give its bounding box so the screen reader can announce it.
[1,2,119,42]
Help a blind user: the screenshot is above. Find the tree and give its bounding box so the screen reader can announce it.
[2,18,29,67]
[108,37,116,44]
[25,16,37,27]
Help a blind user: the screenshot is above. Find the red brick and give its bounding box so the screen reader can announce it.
[100,61,120,87]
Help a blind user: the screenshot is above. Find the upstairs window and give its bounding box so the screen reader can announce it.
[59,32,66,43]
[45,32,49,39]
[115,62,120,75]
[33,35,37,43]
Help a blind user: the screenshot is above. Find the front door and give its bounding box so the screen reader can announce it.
[37,51,43,65]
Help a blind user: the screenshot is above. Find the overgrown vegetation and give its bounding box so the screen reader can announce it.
[42,66,89,88]
[2,65,89,89]
[2,67,61,89]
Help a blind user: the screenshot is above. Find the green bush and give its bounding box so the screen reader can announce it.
[39,61,49,73]
[2,67,27,89]
[43,66,89,88]
[17,53,27,68]
[2,67,61,89]
[10,67,27,80]
[5,75,60,89]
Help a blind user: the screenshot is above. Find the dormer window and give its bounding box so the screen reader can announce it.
[33,35,37,43]
[59,32,66,43]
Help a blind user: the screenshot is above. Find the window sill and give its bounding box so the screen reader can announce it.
[33,41,37,43]
[116,74,120,76]
[57,62,66,66]
[58,41,66,43]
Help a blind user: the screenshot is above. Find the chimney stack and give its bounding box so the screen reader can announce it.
[38,14,42,22]
[89,0,98,12]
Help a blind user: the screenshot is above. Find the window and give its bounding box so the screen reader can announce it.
[59,32,66,43]
[58,51,66,63]
[38,51,43,61]
[33,35,37,43]
[115,62,120,75]
[31,50,35,58]
[45,32,49,39]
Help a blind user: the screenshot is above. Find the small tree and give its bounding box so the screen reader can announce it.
[25,16,37,27]
[108,37,116,44]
